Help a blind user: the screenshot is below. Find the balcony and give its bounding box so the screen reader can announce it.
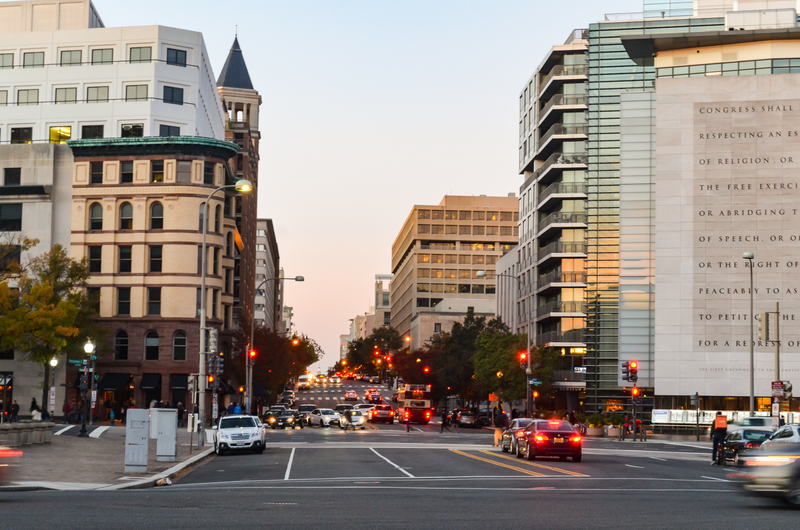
[535,300,586,320]
[564,29,589,45]
[535,328,586,347]
[539,94,588,125]
[538,182,587,209]
[539,64,588,99]
[537,241,587,263]
[537,124,588,158]
[536,270,587,291]
[533,151,588,185]
[538,211,587,237]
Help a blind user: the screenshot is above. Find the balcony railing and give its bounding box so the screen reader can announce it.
[538,211,587,233]
[538,123,588,148]
[539,64,588,93]
[539,94,588,122]
[533,151,588,182]
[420,243,456,250]
[536,300,586,318]
[538,182,587,205]
[552,369,586,383]
[535,328,586,346]
[564,29,590,45]
[536,270,587,290]
[537,241,587,262]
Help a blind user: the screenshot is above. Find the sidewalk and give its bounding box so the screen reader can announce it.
[2,425,213,491]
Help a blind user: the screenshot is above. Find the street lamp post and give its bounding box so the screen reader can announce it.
[249,275,304,412]
[83,339,96,426]
[198,180,251,446]
[744,251,755,415]
[48,357,58,419]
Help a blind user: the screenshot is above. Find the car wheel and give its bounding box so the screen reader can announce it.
[573,453,582,463]
[526,446,535,461]
[501,440,508,453]
[515,442,523,459]
[785,479,800,507]
[215,443,224,456]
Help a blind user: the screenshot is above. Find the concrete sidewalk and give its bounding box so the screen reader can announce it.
[2,425,213,491]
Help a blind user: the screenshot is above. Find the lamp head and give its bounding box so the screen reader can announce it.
[49,357,58,367]
[294,276,304,282]
[476,270,487,278]
[83,340,94,354]
[742,251,754,260]
[234,179,253,193]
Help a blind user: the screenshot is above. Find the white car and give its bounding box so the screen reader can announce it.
[310,408,341,427]
[330,376,342,384]
[761,425,800,449]
[353,404,375,416]
[341,410,367,430]
[213,415,265,456]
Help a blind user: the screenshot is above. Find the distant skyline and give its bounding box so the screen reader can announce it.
[93,0,642,369]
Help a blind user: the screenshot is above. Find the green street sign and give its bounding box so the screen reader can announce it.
[68,358,83,366]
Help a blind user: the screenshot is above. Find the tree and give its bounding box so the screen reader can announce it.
[473,328,528,402]
[345,327,403,375]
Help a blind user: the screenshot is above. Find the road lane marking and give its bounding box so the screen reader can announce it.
[649,457,667,462]
[478,450,587,477]
[89,426,109,439]
[625,464,644,469]
[450,449,545,477]
[370,448,415,478]
[701,475,730,482]
[54,425,75,435]
[284,447,295,480]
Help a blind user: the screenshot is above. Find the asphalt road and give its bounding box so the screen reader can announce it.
[2,381,798,529]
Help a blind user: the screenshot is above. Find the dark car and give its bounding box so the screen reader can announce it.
[453,409,478,428]
[263,409,281,428]
[369,392,383,404]
[722,428,772,465]
[276,409,303,430]
[742,442,800,506]
[392,392,398,403]
[334,404,354,415]
[369,404,396,424]
[501,418,533,454]
[517,419,582,462]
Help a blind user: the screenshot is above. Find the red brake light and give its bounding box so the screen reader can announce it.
[390,411,394,416]
[515,431,526,438]
[534,434,549,443]
[746,442,758,448]
[425,411,431,419]
[570,435,581,443]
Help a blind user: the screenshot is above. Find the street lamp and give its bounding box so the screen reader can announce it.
[78,339,95,437]
[477,269,533,416]
[198,179,252,445]
[248,275,304,413]
[48,357,58,419]
[744,251,755,415]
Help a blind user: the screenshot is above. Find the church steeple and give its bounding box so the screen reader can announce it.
[217,36,254,90]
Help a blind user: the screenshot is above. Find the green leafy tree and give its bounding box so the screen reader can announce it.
[473,328,528,402]
[345,326,403,375]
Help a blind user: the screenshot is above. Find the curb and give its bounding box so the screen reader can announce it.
[106,447,215,490]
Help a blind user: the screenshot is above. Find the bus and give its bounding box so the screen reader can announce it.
[397,384,433,424]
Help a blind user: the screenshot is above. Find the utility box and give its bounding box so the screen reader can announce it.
[124,408,150,474]
[150,408,178,462]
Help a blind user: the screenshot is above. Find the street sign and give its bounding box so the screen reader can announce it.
[772,381,784,398]
[529,379,542,386]
[212,393,218,404]
[212,403,218,419]
[49,386,56,412]
[91,390,97,402]
[67,358,82,366]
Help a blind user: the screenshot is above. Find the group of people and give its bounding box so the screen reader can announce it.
[2,398,49,422]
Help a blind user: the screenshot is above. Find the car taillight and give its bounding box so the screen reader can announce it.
[425,411,431,419]
[534,434,549,443]
[515,430,526,438]
[570,435,581,443]
[0,449,22,458]
[390,411,394,416]
[404,411,409,419]
[745,442,758,448]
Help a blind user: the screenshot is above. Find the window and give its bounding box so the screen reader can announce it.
[151,161,163,183]
[446,225,457,235]
[197,247,202,274]
[418,224,430,234]
[60,50,81,66]
[472,285,485,294]
[91,48,113,65]
[117,288,130,315]
[487,211,499,221]
[87,287,100,313]
[203,163,214,185]
[431,225,443,235]
[176,161,191,183]
[445,255,457,264]
[17,89,38,106]
[150,202,163,229]
[458,284,471,294]
[384,312,391,325]
[458,255,470,264]
[89,202,103,229]
[418,254,430,263]
[121,162,133,183]
[114,331,128,359]
[158,124,180,137]
[145,331,159,360]
[129,47,151,63]
[418,210,430,219]
[0,90,6,106]
[445,269,456,279]
[199,203,205,231]
[125,85,147,101]
[0,53,12,68]
[163,86,183,105]
[445,210,457,220]
[212,290,218,318]
[118,246,132,273]
[4,168,21,186]
[214,205,221,232]
[500,212,512,222]
[149,245,162,273]
[49,126,71,144]
[473,211,485,221]
[82,125,104,139]
[55,87,77,104]
[119,202,133,230]
[226,233,233,255]
[121,124,143,137]
[10,127,32,144]
[86,86,109,103]
[473,226,485,235]
[167,48,187,67]
[148,287,161,315]
[459,226,470,235]
[459,211,471,221]
[23,52,44,68]
[500,226,512,236]
[434,323,442,334]
[88,246,102,273]
[0,245,21,272]
[213,248,219,275]
[173,331,187,361]
[459,270,471,279]
[196,287,201,316]
[0,204,22,231]
[486,226,498,235]
[416,298,430,308]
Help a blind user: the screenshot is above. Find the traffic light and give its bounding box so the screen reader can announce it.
[207,375,215,385]
[631,387,640,398]
[621,361,631,382]
[239,386,245,393]
[188,378,196,394]
[758,312,770,341]
[519,351,528,369]
[423,367,430,373]
[690,392,699,407]
[629,361,638,383]
[79,374,89,390]
[292,339,300,346]
[217,352,225,372]
[208,356,217,376]
[784,381,793,401]
[209,328,218,353]
[249,349,256,360]
[532,391,539,399]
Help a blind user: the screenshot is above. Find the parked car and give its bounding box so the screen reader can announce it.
[762,425,800,450]
[742,443,800,506]
[738,417,775,428]
[722,428,773,465]
[517,419,582,462]
[213,415,265,455]
[0,446,22,485]
[501,418,533,454]
[369,405,395,424]
[310,408,341,427]
[276,409,304,430]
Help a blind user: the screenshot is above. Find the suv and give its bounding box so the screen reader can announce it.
[213,415,265,455]
[369,404,395,424]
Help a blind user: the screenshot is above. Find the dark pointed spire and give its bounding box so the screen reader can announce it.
[217,36,254,90]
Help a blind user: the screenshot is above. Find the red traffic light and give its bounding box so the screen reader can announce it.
[631,387,640,397]
[423,367,430,373]
[249,349,256,358]
[533,391,539,398]
[208,375,214,384]
[630,361,638,369]
[239,386,245,393]
[519,351,528,361]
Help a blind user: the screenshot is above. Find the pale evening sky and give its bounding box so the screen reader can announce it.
[93,0,641,370]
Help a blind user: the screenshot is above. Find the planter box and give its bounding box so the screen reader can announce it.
[0,424,18,446]
[586,427,605,437]
[607,426,621,438]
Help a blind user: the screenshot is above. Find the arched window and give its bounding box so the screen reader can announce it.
[114,331,128,360]
[150,202,163,230]
[119,202,133,230]
[199,202,205,231]
[144,331,159,361]
[172,331,187,361]
[214,205,221,232]
[89,203,103,230]
[226,232,233,256]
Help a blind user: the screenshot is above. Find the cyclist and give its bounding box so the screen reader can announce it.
[710,411,727,465]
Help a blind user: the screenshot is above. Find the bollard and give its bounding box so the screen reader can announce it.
[31,423,45,444]
[0,423,16,446]
[42,422,55,444]
[17,422,32,446]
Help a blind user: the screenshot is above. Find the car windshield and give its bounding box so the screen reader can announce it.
[220,417,256,429]
[740,418,768,426]
[351,411,363,416]
[536,420,575,432]
[299,405,315,412]
[279,411,295,417]
[517,419,533,428]
[320,409,335,415]
[743,430,771,442]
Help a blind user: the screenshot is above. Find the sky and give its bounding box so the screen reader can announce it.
[93,0,642,371]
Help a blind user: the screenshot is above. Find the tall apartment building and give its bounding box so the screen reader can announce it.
[349,274,393,340]
[390,195,518,350]
[508,0,800,414]
[254,218,280,331]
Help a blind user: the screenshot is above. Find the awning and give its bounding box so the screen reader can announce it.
[97,373,132,392]
[170,374,188,390]
[140,373,162,391]
[0,375,12,386]
[218,379,235,394]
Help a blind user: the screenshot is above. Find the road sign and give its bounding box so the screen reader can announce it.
[68,358,82,366]
[212,403,218,419]
[529,379,542,386]
[212,393,218,404]
[772,381,784,398]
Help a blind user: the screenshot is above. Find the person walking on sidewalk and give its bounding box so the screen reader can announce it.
[10,400,19,422]
[177,402,185,427]
[493,405,505,447]
[710,411,728,465]
[440,406,450,433]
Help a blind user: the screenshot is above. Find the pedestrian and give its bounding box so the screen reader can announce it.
[569,410,577,425]
[10,400,19,423]
[68,399,77,423]
[227,403,235,415]
[177,402,185,427]
[440,406,449,433]
[343,409,353,432]
[29,398,38,414]
[31,406,42,421]
[511,408,518,420]
[234,403,242,414]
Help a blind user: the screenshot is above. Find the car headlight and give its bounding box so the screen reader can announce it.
[220,433,231,440]
[287,418,294,422]
[250,432,260,438]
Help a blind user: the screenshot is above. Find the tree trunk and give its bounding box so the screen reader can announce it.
[41,361,49,414]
